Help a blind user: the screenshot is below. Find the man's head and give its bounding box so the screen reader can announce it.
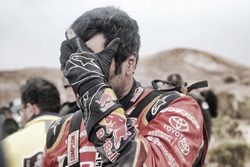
[20,77,60,124]
[0,107,12,119]
[71,6,140,74]
[69,7,141,98]
[167,73,183,86]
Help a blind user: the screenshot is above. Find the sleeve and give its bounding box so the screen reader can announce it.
[138,95,208,166]
[90,94,207,167]
[42,116,71,167]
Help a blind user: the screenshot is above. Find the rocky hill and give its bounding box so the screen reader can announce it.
[0,68,63,106]
[135,48,250,99]
[1,48,249,166]
[1,48,250,119]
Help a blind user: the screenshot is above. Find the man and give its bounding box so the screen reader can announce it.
[0,106,13,120]
[2,77,61,167]
[59,78,79,116]
[0,106,19,139]
[1,118,19,139]
[43,7,208,166]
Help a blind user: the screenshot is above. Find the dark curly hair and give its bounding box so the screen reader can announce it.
[71,6,141,74]
[21,77,61,113]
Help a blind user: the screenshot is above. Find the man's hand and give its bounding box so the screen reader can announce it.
[59,28,121,139]
[60,29,120,83]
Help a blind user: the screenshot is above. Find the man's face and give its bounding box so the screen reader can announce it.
[20,103,33,125]
[20,102,39,126]
[85,34,134,99]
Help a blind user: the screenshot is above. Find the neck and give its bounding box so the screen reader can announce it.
[117,77,134,100]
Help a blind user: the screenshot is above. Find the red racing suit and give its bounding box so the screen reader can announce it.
[43,81,208,167]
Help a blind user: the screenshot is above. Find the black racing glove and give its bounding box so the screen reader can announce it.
[60,29,120,81]
[60,28,122,138]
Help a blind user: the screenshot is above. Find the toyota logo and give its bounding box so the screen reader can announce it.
[169,116,189,132]
[178,138,190,156]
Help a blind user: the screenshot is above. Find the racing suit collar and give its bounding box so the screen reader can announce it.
[119,79,143,111]
[28,112,59,123]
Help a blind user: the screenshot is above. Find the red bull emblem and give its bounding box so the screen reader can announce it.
[96,128,105,141]
[103,139,120,162]
[96,93,115,112]
[105,113,130,149]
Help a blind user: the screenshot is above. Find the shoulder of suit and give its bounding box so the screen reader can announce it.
[46,114,72,150]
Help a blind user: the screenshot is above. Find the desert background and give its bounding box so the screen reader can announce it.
[1,48,250,166]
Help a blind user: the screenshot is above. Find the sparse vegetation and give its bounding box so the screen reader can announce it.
[217,92,240,118]
[208,140,250,167]
[223,76,236,84]
[206,116,250,167]
[212,116,242,139]
[239,97,250,119]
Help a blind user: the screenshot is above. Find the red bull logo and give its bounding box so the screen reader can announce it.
[96,93,115,112]
[105,113,130,149]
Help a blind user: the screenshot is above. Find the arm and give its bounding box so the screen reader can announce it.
[88,93,207,166]
[139,95,208,166]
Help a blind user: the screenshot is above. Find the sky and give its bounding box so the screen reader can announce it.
[0,0,250,70]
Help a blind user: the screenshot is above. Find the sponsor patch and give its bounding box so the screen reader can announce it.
[161,107,200,129]
[130,87,144,102]
[105,113,130,149]
[95,152,103,167]
[103,139,120,162]
[164,124,185,141]
[148,130,172,143]
[177,138,190,156]
[151,95,170,115]
[147,136,179,167]
[67,130,79,166]
[96,128,105,141]
[96,92,115,112]
[50,119,61,135]
[169,116,189,132]
[163,124,190,159]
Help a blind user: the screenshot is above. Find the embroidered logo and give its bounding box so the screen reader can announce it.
[130,87,144,102]
[96,93,115,112]
[67,130,79,166]
[169,116,189,132]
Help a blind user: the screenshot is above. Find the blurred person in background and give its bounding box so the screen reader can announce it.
[0,128,6,167]
[1,118,19,139]
[59,77,79,116]
[0,106,13,120]
[200,89,218,118]
[0,145,6,167]
[0,110,7,167]
[8,98,23,127]
[2,77,61,167]
[0,106,19,139]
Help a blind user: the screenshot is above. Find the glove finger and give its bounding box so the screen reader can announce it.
[60,39,78,69]
[97,38,120,79]
[98,38,120,60]
[66,28,92,53]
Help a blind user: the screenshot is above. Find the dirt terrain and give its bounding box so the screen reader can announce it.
[1,48,250,166]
